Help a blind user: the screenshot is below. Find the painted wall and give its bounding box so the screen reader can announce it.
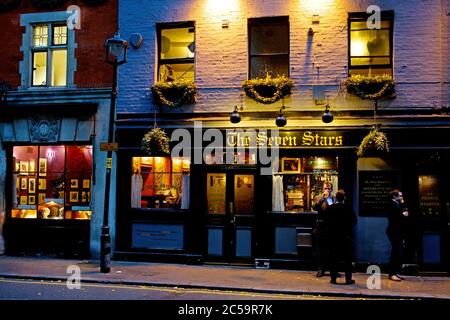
[118,0,449,114]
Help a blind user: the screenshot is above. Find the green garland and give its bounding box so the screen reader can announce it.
[357,128,390,157]
[345,74,396,100]
[151,79,197,108]
[242,74,293,104]
[142,128,170,156]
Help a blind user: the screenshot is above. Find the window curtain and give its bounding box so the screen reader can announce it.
[131,172,143,208]
[272,175,284,212]
[181,173,190,210]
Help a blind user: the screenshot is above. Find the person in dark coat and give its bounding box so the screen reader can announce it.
[313,182,335,277]
[386,189,409,281]
[326,189,357,285]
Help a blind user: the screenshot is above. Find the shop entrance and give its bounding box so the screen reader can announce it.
[204,169,257,264]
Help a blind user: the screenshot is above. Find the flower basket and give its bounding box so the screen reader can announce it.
[242,74,293,104]
[0,0,21,13]
[344,74,396,100]
[357,128,390,157]
[141,128,170,156]
[151,79,197,109]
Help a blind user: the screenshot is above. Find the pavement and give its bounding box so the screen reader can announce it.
[0,255,449,300]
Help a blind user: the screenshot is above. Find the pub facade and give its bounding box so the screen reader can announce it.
[113,0,450,273]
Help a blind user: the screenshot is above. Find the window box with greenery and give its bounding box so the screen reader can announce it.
[151,79,197,109]
[242,74,293,104]
[357,128,390,157]
[344,74,395,101]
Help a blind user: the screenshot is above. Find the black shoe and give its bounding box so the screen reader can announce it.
[330,279,337,284]
[336,273,342,278]
[345,280,355,285]
[316,270,325,278]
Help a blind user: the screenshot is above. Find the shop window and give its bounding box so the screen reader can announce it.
[274,157,339,213]
[248,16,289,79]
[131,157,190,209]
[12,145,93,220]
[348,11,393,76]
[157,21,195,83]
[31,23,68,86]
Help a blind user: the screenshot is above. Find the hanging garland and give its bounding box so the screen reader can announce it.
[151,79,197,109]
[344,74,396,100]
[30,0,67,9]
[242,74,293,104]
[356,128,390,157]
[141,127,170,156]
[0,0,21,13]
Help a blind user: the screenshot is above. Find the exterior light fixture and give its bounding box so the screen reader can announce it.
[322,103,333,124]
[308,27,315,37]
[276,106,287,127]
[101,31,129,274]
[230,105,241,124]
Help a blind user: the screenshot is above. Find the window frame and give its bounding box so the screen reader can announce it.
[347,11,394,76]
[156,21,195,83]
[20,11,76,90]
[247,16,290,79]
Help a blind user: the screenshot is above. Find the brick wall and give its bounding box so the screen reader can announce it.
[0,0,117,89]
[117,0,449,114]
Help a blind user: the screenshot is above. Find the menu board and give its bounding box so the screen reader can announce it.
[359,171,399,216]
[418,175,440,216]
[207,173,226,214]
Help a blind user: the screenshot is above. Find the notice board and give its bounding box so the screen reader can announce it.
[359,170,399,216]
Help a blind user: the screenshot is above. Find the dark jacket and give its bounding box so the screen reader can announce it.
[326,202,357,238]
[386,199,406,235]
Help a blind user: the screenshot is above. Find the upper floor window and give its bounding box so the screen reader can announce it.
[32,23,68,86]
[20,11,75,89]
[157,21,195,83]
[248,16,289,79]
[348,11,393,76]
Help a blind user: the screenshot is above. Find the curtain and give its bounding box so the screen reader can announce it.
[131,172,143,208]
[272,175,284,212]
[181,173,190,210]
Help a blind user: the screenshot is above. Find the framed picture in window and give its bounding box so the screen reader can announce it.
[281,158,301,173]
[28,195,36,205]
[38,179,46,190]
[70,179,78,189]
[69,191,79,203]
[39,158,47,177]
[19,161,28,175]
[20,195,28,205]
[38,193,46,204]
[29,178,36,194]
[83,179,90,189]
[29,160,36,173]
[20,178,28,190]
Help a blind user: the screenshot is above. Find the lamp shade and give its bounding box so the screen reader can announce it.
[105,32,129,61]
[322,108,333,124]
[230,107,241,124]
[276,112,287,127]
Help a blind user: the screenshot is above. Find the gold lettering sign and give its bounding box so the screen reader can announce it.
[226,131,344,148]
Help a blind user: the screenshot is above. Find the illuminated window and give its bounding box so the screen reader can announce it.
[348,11,393,76]
[11,145,93,220]
[157,21,195,83]
[131,157,191,209]
[248,16,289,79]
[31,22,67,86]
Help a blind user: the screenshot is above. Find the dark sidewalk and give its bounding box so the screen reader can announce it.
[0,255,449,300]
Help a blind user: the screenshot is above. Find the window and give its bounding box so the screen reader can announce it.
[348,11,393,76]
[131,157,190,209]
[12,145,93,220]
[157,22,195,83]
[31,23,68,86]
[248,16,289,79]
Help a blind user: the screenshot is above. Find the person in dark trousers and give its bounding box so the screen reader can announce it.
[386,189,409,281]
[326,189,357,285]
[313,182,335,277]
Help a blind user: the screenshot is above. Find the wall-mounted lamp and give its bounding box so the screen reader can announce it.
[308,28,315,37]
[230,105,242,124]
[276,105,287,127]
[222,20,229,28]
[322,104,333,124]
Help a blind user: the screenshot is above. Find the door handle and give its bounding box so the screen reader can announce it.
[229,201,234,215]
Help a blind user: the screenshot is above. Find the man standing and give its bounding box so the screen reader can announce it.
[386,189,409,281]
[327,190,357,285]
